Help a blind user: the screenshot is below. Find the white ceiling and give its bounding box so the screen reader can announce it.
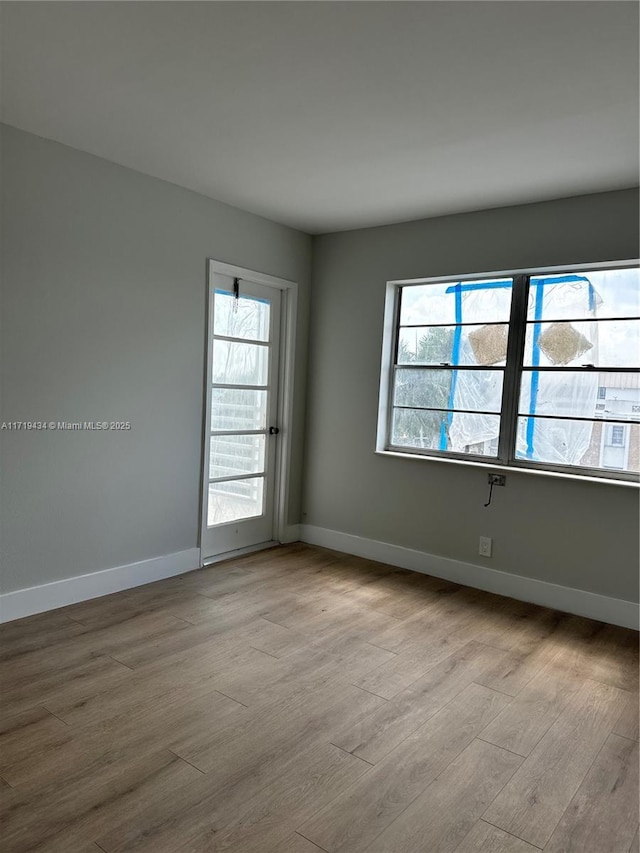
[2,2,638,233]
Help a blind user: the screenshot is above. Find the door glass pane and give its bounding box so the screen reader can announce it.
[211,388,267,431]
[391,408,499,456]
[526,268,640,321]
[212,340,268,386]
[214,290,270,341]
[208,477,265,526]
[516,417,639,474]
[209,434,266,480]
[523,320,640,368]
[400,278,513,326]
[398,324,509,366]
[394,368,503,412]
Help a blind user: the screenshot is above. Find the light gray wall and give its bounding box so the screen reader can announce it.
[2,125,638,606]
[304,190,640,603]
[1,124,312,593]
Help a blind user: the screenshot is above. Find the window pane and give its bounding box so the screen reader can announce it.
[400,278,513,326]
[527,268,639,322]
[394,368,504,413]
[209,434,266,480]
[516,417,639,475]
[212,340,268,386]
[399,324,509,366]
[519,370,640,421]
[211,388,267,432]
[609,425,625,446]
[214,290,270,341]
[391,408,499,456]
[208,477,264,526]
[524,320,640,368]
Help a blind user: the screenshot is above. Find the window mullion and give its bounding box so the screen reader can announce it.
[498,274,529,463]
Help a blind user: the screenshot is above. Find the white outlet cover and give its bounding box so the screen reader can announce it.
[479,537,493,557]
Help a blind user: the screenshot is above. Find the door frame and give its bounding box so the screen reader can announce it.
[199,259,298,566]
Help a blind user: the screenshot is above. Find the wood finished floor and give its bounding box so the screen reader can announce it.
[0,543,638,853]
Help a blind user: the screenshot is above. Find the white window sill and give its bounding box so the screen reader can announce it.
[375,449,640,488]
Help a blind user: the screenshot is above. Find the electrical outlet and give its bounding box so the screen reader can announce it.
[479,536,493,557]
[487,473,506,487]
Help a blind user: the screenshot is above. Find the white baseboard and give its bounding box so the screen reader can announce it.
[299,525,639,631]
[4,529,637,631]
[0,548,201,624]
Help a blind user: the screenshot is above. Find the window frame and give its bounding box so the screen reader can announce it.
[377,260,640,484]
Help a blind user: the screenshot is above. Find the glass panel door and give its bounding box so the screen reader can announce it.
[201,274,281,559]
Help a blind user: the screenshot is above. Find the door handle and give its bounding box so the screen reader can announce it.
[269,426,280,435]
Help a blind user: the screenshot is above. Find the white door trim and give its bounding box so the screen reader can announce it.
[200,260,298,566]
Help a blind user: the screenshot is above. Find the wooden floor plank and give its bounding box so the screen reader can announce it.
[453,820,540,852]
[1,610,190,690]
[352,570,452,620]
[1,654,134,720]
[0,707,71,781]
[1,749,202,853]
[544,733,639,853]
[174,681,386,777]
[98,742,369,853]
[483,678,627,848]
[0,544,636,853]
[331,640,510,763]
[578,624,639,693]
[46,643,272,727]
[473,639,561,697]
[472,601,567,654]
[368,588,483,655]
[3,686,244,789]
[351,634,467,699]
[613,690,640,741]
[102,615,252,669]
[58,587,184,628]
[0,610,87,661]
[478,657,584,756]
[364,739,523,853]
[277,833,328,853]
[301,682,510,853]
[213,640,392,708]
[191,744,369,853]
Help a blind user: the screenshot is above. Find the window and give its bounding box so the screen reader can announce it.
[608,425,626,447]
[378,263,640,482]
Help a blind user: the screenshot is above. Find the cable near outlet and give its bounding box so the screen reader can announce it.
[484,473,506,507]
